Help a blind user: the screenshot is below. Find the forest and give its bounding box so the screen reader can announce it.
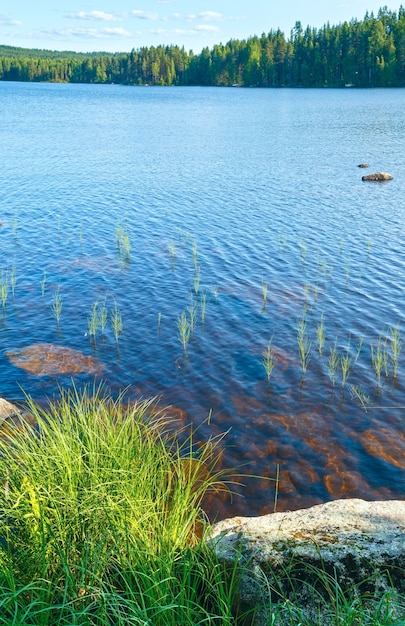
[1,6,405,87]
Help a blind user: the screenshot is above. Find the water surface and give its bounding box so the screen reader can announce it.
[1,82,404,518]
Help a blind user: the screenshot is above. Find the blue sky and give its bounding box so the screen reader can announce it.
[0,1,401,53]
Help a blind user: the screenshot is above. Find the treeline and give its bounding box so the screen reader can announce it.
[1,6,405,87]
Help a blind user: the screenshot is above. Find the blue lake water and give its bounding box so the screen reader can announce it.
[0,82,404,518]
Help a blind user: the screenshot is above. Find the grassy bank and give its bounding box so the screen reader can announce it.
[0,387,240,625]
[0,387,403,625]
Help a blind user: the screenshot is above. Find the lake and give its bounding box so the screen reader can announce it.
[0,82,404,519]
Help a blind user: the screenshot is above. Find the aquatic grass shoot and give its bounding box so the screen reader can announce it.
[51,287,63,326]
[316,312,325,356]
[390,325,402,378]
[41,270,47,298]
[350,385,371,411]
[111,301,123,345]
[0,270,9,311]
[297,318,311,374]
[200,292,207,325]
[327,339,339,387]
[355,336,364,363]
[177,311,191,353]
[340,338,352,388]
[192,241,198,268]
[194,266,201,295]
[371,335,388,385]
[88,300,100,344]
[98,298,108,335]
[10,264,16,299]
[116,221,131,263]
[262,339,276,383]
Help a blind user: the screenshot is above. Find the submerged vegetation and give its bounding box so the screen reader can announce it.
[2,7,405,87]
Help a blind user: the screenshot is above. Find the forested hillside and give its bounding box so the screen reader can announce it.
[1,6,405,86]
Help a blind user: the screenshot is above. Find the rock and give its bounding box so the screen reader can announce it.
[208,499,405,625]
[0,398,21,424]
[357,163,369,168]
[6,343,103,376]
[362,172,393,181]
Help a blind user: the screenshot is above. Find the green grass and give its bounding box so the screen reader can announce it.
[258,560,405,625]
[0,386,239,625]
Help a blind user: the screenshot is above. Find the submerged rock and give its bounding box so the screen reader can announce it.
[209,499,405,625]
[357,163,369,168]
[362,172,393,181]
[6,343,103,376]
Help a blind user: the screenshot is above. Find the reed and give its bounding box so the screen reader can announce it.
[355,336,364,363]
[51,288,63,326]
[194,266,201,295]
[200,292,207,325]
[371,336,387,385]
[116,222,131,262]
[192,241,198,268]
[187,301,198,332]
[10,265,16,299]
[177,311,191,353]
[297,318,311,374]
[157,311,161,330]
[0,271,9,310]
[350,385,371,411]
[98,298,108,335]
[111,301,123,344]
[41,270,47,298]
[169,239,176,260]
[340,338,352,388]
[212,286,218,301]
[299,240,307,264]
[316,312,325,356]
[327,339,339,387]
[12,212,18,234]
[390,325,402,378]
[262,340,276,382]
[88,301,100,343]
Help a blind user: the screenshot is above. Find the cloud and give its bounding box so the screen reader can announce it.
[195,24,220,32]
[131,10,159,20]
[187,11,223,22]
[41,27,131,40]
[0,14,22,26]
[67,11,119,22]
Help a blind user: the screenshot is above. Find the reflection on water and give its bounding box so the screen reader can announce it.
[0,83,404,518]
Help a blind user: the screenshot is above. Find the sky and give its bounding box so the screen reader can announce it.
[0,1,401,54]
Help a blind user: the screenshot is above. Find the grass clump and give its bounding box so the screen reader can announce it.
[0,386,238,625]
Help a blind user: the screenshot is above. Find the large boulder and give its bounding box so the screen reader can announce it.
[209,499,405,625]
[362,172,393,181]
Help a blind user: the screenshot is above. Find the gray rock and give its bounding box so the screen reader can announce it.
[209,499,405,625]
[362,172,393,181]
[357,163,369,168]
[0,398,21,424]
